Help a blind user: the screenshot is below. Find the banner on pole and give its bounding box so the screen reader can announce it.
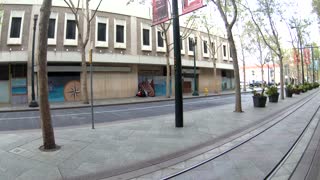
[304,48,311,65]
[182,0,204,15]
[152,0,169,25]
[293,49,300,64]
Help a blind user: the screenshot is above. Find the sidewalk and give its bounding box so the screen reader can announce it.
[0,89,255,112]
[0,88,295,180]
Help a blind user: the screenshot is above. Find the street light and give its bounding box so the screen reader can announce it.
[29,14,38,107]
[192,37,199,96]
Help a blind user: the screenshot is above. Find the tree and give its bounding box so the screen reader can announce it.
[64,0,102,104]
[245,22,268,84]
[312,0,320,22]
[244,0,285,100]
[211,0,242,112]
[38,0,56,150]
[157,18,195,98]
[196,14,223,93]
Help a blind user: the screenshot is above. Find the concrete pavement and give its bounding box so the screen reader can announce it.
[0,88,313,180]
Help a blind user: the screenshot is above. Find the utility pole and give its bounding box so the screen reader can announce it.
[29,14,39,107]
[172,0,183,128]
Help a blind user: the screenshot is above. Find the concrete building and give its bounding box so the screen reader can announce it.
[0,0,234,105]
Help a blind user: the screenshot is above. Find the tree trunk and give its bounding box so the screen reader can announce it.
[38,0,56,150]
[227,28,242,112]
[80,44,89,104]
[261,66,264,83]
[213,62,218,93]
[279,56,285,99]
[243,59,246,91]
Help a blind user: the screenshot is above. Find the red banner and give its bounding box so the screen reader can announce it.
[304,48,311,65]
[152,0,169,25]
[293,49,300,64]
[182,0,204,15]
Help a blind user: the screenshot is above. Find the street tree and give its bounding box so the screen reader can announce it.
[157,20,195,98]
[312,0,320,22]
[63,0,102,104]
[244,0,286,100]
[37,0,56,150]
[196,14,223,93]
[211,0,242,112]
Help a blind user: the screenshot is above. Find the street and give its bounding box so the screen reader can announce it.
[0,94,253,131]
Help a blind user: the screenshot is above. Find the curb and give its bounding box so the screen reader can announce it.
[0,91,253,113]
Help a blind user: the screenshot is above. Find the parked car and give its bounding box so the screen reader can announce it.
[249,81,263,87]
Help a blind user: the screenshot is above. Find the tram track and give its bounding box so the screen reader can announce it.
[159,90,320,180]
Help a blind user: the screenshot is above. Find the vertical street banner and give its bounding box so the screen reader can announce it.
[152,0,169,25]
[182,0,204,15]
[293,49,300,64]
[304,48,311,65]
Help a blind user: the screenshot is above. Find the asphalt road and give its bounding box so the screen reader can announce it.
[0,94,252,131]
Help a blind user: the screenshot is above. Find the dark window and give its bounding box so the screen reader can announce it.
[180,36,183,50]
[97,23,106,41]
[48,19,56,39]
[0,65,9,80]
[157,31,164,47]
[188,37,194,51]
[222,70,227,77]
[116,25,124,43]
[10,17,22,38]
[223,45,227,57]
[203,41,208,54]
[143,29,150,46]
[66,20,76,39]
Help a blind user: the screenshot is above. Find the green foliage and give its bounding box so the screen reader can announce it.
[286,84,293,90]
[252,88,266,97]
[265,86,278,96]
[312,0,320,22]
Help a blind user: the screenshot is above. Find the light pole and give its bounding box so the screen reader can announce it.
[192,37,199,96]
[29,14,38,107]
[172,0,183,128]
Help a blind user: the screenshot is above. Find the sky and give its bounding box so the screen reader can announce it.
[118,0,320,65]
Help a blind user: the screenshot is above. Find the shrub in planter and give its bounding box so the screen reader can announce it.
[300,85,307,93]
[285,84,293,97]
[266,86,279,102]
[252,89,267,107]
[293,85,301,95]
[313,82,319,88]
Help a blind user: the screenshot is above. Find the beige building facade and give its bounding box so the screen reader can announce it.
[0,1,234,104]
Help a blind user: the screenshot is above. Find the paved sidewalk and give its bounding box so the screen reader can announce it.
[0,88,303,180]
[0,89,256,112]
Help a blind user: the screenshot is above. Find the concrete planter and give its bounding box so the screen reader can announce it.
[253,96,267,107]
[268,93,279,103]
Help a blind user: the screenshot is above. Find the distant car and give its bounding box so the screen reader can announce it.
[240,81,249,88]
[249,81,262,87]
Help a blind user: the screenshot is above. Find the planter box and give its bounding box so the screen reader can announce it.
[285,88,293,97]
[253,96,267,107]
[268,93,279,103]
